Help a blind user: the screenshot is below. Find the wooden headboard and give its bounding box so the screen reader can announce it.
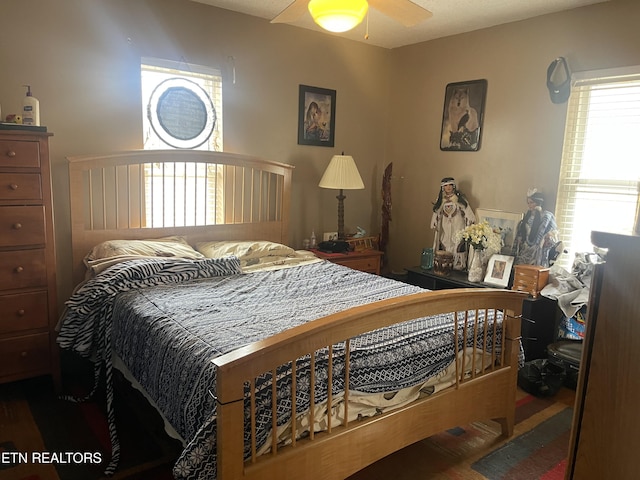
[68,149,294,285]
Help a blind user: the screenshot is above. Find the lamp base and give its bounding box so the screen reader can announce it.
[337,189,346,241]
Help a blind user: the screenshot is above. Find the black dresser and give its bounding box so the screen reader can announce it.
[405,266,559,360]
[405,266,496,290]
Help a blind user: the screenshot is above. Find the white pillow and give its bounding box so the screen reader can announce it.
[86,236,204,262]
[195,240,294,260]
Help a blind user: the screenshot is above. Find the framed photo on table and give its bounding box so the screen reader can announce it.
[298,84,336,147]
[484,254,515,288]
[476,208,523,254]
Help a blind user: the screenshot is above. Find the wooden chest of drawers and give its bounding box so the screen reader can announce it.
[0,130,59,389]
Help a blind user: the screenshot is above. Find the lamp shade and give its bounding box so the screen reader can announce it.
[319,155,365,190]
[308,0,369,33]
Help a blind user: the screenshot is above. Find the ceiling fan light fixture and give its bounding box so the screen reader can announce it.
[308,0,368,33]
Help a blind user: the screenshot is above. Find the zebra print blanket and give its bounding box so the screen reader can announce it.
[58,256,243,357]
[56,256,243,475]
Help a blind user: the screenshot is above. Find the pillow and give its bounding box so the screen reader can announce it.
[195,240,294,260]
[86,236,204,263]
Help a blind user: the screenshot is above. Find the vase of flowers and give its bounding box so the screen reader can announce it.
[455,221,503,282]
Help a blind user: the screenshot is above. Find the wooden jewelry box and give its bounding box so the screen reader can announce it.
[511,264,550,297]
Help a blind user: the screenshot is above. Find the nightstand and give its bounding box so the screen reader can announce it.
[405,266,498,290]
[521,296,561,361]
[406,266,559,361]
[312,249,383,275]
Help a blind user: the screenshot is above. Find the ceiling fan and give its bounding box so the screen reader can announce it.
[271,0,432,34]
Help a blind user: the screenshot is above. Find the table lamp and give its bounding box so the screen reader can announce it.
[319,154,364,240]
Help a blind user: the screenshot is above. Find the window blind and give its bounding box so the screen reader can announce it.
[555,67,640,268]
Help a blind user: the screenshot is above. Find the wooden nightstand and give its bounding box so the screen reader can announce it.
[312,249,383,275]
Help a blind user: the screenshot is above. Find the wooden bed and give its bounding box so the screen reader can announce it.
[63,149,525,480]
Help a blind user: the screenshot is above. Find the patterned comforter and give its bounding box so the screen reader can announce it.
[57,257,504,479]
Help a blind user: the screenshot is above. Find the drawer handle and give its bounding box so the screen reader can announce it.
[15,266,24,273]
[7,150,17,158]
[13,223,22,230]
[21,351,28,357]
[10,183,19,190]
[17,308,26,316]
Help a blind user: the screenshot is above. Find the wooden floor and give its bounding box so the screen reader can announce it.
[541,386,575,408]
[348,386,576,480]
[1,354,577,480]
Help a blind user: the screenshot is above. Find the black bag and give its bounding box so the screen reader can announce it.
[548,340,582,389]
[517,359,566,397]
[317,240,350,253]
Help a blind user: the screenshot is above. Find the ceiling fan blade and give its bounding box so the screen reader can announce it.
[369,0,432,27]
[271,0,309,24]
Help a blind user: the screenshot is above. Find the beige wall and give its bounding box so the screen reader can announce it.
[1,0,638,302]
[386,0,640,272]
[1,0,391,301]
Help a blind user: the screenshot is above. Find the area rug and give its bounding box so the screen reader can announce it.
[0,361,183,480]
[349,390,573,480]
[471,407,571,479]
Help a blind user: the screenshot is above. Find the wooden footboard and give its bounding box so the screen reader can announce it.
[214,288,524,480]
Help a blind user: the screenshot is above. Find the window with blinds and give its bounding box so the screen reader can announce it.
[555,66,640,269]
[141,58,224,226]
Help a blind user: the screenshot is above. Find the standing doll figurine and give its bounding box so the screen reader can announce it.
[430,177,476,270]
[514,189,559,267]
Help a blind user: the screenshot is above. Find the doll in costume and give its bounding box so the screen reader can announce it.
[514,189,559,267]
[430,177,476,270]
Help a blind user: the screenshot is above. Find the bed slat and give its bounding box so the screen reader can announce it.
[67,150,294,288]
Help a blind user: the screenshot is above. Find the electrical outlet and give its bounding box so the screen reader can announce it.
[323,232,338,241]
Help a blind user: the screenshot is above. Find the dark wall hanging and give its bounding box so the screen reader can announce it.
[298,84,336,147]
[440,79,487,151]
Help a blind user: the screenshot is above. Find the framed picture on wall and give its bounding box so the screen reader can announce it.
[440,79,487,151]
[298,85,336,147]
[476,208,523,254]
[484,254,515,287]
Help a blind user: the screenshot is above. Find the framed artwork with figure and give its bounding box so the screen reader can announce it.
[484,254,515,287]
[298,85,336,147]
[476,208,523,254]
[440,79,487,151]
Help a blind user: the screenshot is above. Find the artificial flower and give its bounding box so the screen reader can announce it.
[455,221,502,252]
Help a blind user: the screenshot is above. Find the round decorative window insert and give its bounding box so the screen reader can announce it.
[147,77,216,149]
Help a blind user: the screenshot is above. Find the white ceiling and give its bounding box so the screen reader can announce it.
[189,0,609,49]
